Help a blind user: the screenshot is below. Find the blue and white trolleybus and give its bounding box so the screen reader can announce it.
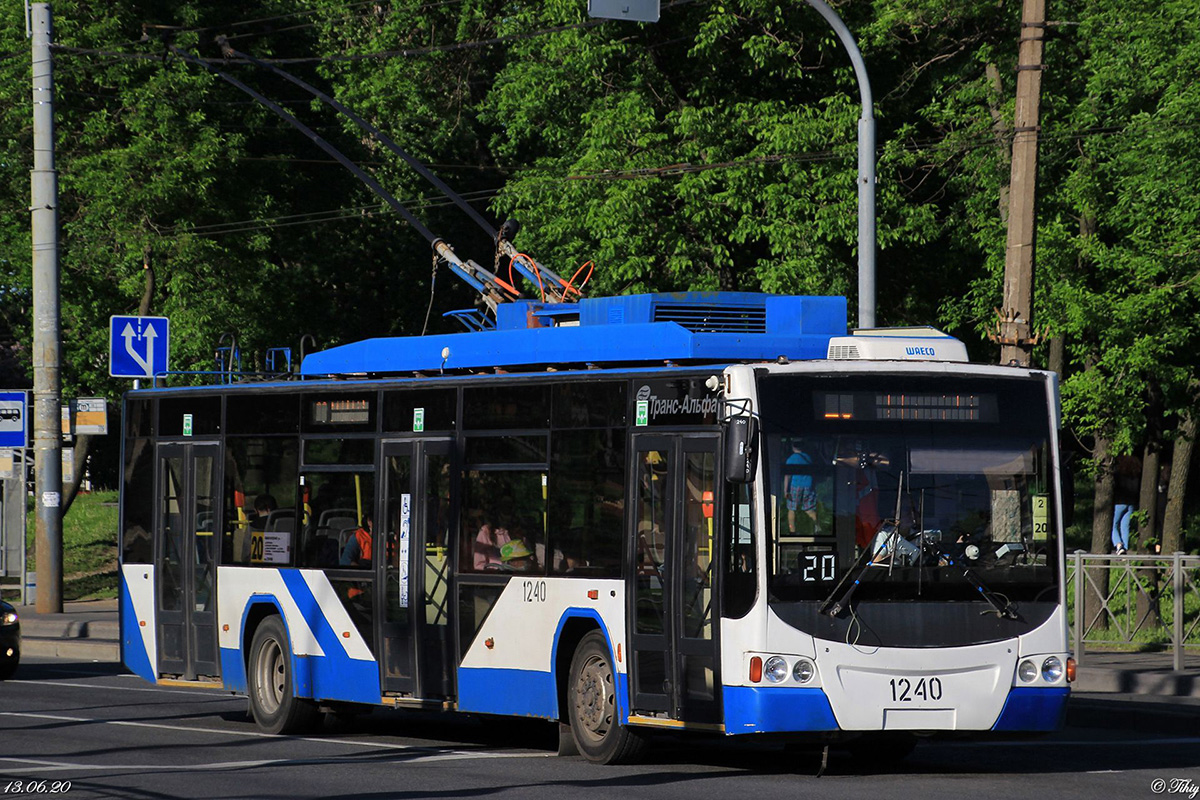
[118,291,1072,764]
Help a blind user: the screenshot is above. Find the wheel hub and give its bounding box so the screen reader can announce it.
[575,654,612,740]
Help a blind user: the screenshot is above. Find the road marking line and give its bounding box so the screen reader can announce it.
[0,712,553,758]
[0,749,540,774]
[938,737,1200,747]
[9,679,237,698]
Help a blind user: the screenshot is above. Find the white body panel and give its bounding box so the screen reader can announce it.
[122,563,158,675]
[217,567,325,657]
[819,637,1012,730]
[460,577,626,673]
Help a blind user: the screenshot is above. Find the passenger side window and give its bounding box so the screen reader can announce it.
[222,437,299,566]
[460,470,548,575]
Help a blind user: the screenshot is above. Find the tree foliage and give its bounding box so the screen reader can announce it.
[0,0,1194,537]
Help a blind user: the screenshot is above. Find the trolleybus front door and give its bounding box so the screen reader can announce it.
[629,434,721,724]
[379,439,455,699]
[155,442,221,680]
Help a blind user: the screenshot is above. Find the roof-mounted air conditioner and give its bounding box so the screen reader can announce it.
[826,327,968,362]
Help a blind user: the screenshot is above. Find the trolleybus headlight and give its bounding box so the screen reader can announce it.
[764,656,788,683]
[1018,659,1037,683]
[1042,656,1064,683]
[793,658,815,684]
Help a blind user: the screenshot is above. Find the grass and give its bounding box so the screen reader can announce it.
[0,490,119,603]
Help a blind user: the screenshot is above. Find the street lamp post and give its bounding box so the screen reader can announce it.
[802,0,876,330]
[589,0,877,329]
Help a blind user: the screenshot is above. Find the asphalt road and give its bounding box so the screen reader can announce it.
[1,657,1199,800]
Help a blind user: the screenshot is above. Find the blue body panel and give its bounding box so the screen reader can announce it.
[302,293,847,376]
[991,686,1070,731]
[723,686,840,734]
[457,667,559,718]
[220,647,247,693]
[276,572,382,704]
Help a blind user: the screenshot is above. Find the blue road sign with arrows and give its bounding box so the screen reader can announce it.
[109,316,169,379]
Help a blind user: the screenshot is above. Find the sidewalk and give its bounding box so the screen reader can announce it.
[16,598,120,662]
[11,599,1200,700]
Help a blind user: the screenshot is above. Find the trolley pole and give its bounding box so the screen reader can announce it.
[30,2,64,613]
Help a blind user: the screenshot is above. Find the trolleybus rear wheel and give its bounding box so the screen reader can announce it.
[247,616,319,735]
[567,631,646,764]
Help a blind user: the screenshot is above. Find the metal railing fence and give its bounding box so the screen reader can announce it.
[1067,551,1200,671]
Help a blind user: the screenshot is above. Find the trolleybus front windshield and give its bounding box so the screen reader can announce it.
[759,373,1058,607]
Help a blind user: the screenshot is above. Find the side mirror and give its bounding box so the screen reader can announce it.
[724,415,758,484]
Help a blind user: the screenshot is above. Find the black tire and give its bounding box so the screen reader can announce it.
[845,732,918,766]
[0,653,17,681]
[247,616,319,735]
[567,631,647,765]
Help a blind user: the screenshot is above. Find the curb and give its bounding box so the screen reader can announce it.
[1075,668,1200,698]
[1068,694,1200,736]
[21,636,120,662]
[20,619,120,641]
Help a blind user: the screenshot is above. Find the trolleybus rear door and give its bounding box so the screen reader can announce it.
[629,434,721,724]
[155,442,221,680]
[379,439,455,699]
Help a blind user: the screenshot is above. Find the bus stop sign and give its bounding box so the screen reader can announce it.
[110,315,170,379]
[0,391,26,448]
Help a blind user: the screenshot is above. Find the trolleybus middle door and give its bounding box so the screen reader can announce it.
[379,439,455,699]
[629,434,721,724]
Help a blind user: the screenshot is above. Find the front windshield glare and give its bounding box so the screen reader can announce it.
[760,375,1059,605]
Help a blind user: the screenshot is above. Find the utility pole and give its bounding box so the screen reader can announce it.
[998,0,1046,366]
[30,2,63,613]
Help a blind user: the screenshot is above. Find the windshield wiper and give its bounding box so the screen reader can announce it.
[819,541,875,617]
[922,541,1019,620]
[819,527,916,616]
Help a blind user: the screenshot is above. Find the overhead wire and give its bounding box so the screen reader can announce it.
[61,115,1193,243]
[165,42,444,245]
[50,0,705,65]
[156,187,501,238]
[138,0,440,38]
[221,41,497,239]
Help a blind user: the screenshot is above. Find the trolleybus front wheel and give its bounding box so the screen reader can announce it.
[567,631,646,764]
[247,616,319,735]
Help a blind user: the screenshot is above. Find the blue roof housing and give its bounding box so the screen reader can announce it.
[301,292,847,376]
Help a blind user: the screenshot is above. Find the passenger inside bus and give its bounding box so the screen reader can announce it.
[339,513,373,568]
[473,496,517,570]
[498,538,537,572]
[249,493,277,531]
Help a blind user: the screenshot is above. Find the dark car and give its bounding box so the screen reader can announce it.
[0,599,19,679]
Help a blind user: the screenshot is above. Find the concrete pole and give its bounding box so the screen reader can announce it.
[804,0,876,330]
[31,3,63,613]
[1000,0,1046,366]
